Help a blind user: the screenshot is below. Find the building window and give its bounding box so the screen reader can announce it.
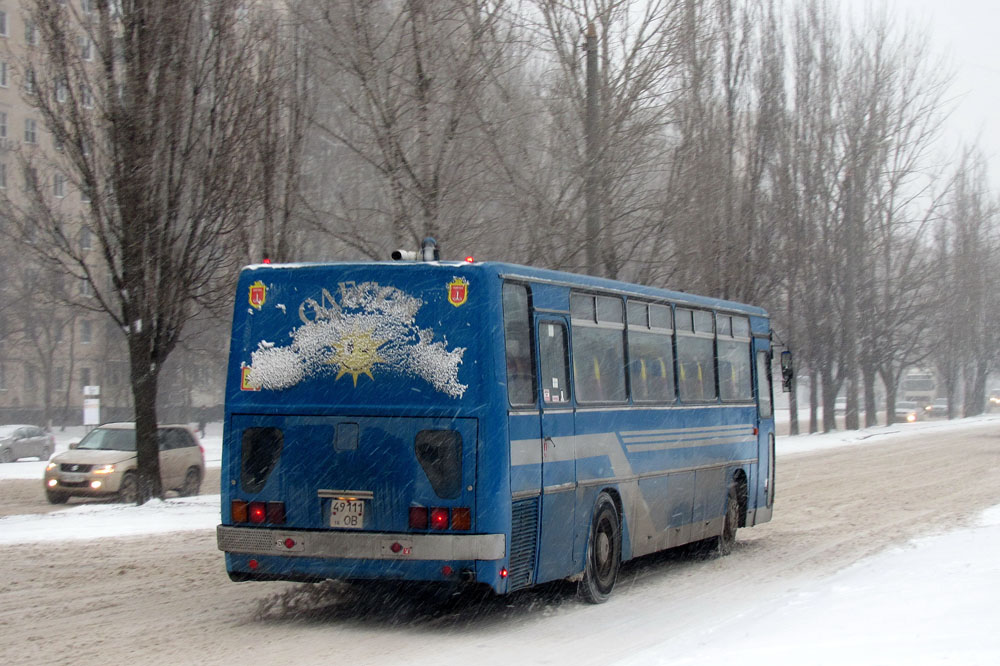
[25,20,37,46]
[0,162,6,189]
[81,319,92,344]
[0,111,7,137]
[80,278,92,297]
[0,11,7,37]
[24,69,36,94]
[24,118,37,144]
[0,362,6,391]
[79,35,93,61]
[0,61,7,88]
[54,173,66,198]
[54,367,63,390]
[56,77,68,103]
[82,85,94,109]
[24,166,38,191]
[80,367,91,388]
[81,226,91,250]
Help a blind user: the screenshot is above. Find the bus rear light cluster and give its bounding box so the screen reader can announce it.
[231,500,285,525]
[408,506,471,531]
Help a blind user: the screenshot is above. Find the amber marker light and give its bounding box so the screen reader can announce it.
[231,500,249,523]
[451,507,471,531]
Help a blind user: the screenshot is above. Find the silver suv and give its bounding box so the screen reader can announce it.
[43,422,204,504]
[0,425,54,463]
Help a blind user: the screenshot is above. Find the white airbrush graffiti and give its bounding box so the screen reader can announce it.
[244,282,467,397]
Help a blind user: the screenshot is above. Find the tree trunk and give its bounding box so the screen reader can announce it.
[862,365,878,428]
[130,337,162,505]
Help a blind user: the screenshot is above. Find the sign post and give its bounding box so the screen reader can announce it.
[83,385,101,427]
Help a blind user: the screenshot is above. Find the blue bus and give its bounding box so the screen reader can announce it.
[217,253,781,602]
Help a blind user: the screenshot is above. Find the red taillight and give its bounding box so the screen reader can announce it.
[284,538,296,549]
[231,500,248,523]
[451,507,471,530]
[409,506,428,530]
[500,568,508,578]
[430,507,449,530]
[249,501,267,524]
[266,502,285,524]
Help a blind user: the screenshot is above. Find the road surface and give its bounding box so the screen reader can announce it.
[1,423,997,665]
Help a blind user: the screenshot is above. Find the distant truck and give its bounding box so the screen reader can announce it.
[901,370,935,408]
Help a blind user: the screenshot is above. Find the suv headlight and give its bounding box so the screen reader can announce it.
[45,461,58,471]
[93,464,116,474]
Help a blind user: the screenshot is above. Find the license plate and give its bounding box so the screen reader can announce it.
[330,499,365,529]
[60,473,85,483]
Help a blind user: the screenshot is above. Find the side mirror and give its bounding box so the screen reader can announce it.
[68,441,79,450]
[780,351,794,393]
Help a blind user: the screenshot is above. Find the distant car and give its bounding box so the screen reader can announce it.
[894,401,920,423]
[924,398,948,418]
[43,422,204,504]
[0,425,55,463]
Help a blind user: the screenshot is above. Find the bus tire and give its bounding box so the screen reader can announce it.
[719,483,739,555]
[578,492,622,604]
[693,483,739,558]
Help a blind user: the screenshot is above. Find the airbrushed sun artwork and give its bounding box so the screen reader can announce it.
[241,281,468,398]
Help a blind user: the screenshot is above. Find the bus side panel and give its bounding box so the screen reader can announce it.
[574,406,758,561]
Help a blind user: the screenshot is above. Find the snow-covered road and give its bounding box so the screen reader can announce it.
[1,418,998,665]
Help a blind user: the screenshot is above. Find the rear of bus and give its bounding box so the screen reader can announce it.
[217,262,512,591]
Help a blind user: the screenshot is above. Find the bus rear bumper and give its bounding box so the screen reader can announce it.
[217,525,506,561]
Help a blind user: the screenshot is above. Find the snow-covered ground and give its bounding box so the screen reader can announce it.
[1,416,999,664]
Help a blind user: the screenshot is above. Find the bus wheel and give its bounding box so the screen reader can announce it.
[715,484,740,557]
[579,492,622,604]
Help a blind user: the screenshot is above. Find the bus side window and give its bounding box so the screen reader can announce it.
[571,293,626,403]
[626,301,675,403]
[538,322,570,404]
[503,283,536,406]
[718,315,751,401]
[677,308,715,401]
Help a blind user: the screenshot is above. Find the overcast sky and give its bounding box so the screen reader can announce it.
[845,0,1000,170]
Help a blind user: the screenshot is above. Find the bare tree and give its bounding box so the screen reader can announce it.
[526,0,683,279]
[294,0,520,260]
[933,150,1000,417]
[3,0,274,502]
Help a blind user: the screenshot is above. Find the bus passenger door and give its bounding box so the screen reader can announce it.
[535,318,577,583]
[753,347,776,524]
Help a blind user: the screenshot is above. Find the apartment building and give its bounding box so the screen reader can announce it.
[0,1,132,426]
